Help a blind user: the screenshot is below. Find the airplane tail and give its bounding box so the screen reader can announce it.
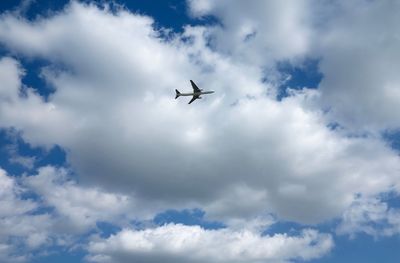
[175,89,181,99]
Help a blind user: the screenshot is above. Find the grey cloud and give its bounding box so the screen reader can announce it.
[315,1,400,131]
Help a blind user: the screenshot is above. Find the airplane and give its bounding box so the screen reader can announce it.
[175,80,215,104]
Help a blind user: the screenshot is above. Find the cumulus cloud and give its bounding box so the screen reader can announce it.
[24,166,132,232]
[337,196,400,238]
[2,130,36,170]
[0,1,400,262]
[0,163,333,263]
[0,168,36,219]
[188,0,400,132]
[0,1,399,228]
[86,224,333,263]
[314,1,400,131]
[187,0,313,66]
[0,168,51,261]
[0,164,137,262]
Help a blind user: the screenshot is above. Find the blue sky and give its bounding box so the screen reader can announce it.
[0,0,400,262]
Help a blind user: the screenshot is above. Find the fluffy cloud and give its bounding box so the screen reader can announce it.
[337,196,400,238]
[2,130,36,170]
[188,0,313,66]
[24,166,132,232]
[314,1,400,131]
[0,164,136,262]
[188,0,400,132]
[0,169,35,217]
[0,164,333,263]
[0,168,51,261]
[0,1,399,227]
[0,0,400,262]
[86,224,333,263]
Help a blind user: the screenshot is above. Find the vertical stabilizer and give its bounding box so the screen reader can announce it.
[175,89,181,99]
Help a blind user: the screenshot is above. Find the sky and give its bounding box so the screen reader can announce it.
[0,0,400,262]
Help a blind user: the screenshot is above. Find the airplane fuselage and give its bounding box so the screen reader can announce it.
[178,91,214,96]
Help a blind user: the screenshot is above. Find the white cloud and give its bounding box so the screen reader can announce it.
[0,168,36,217]
[0,168,52,261]
[0,243,27,263]
[1,167,326,262]
[187,0,313,66]
[0,1,399,228]
[0,57,23,100]
[0,57,73,147]
[24,166,132,232]
[3,130,36,169]
[0,164,139,262]
[337,196,400,238]
[314,1,400,131]
[187,0,400,132]
[9,155,36,169]
[86,224,333,263]
[0,0,399,262]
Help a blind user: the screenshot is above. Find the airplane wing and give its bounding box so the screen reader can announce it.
[190,80,201,92]
[188,95,199,104]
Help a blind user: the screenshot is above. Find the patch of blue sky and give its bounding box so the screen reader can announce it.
[0,0,69,20]
[0,0,19,13]
[31,223,106,262]
[264,217,338,236]
[268,224,304,239]
[121,0,218,31]
[326,122,341,131]
[29,221,121,262]
[30,249,86,263]
[36,145,67,168]
[380,191,400,209]
[264,220,315,236]
[27,205,56,217]
[383,130,400,152]
[19,58,56,100]
[96,221,122,238]
[275,58,323,101]
[266,217,400,262]
[0,0,218,30]
[0,128,67,176]
[0,48,54,106]
[308,234,400,263]
[153,208,225,230]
